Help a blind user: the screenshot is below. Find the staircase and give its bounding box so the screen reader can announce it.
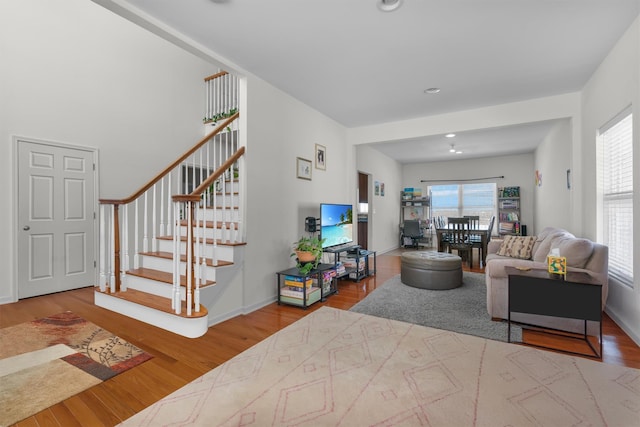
[95,71,243,338]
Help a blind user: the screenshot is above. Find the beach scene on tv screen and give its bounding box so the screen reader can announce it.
[321,204,353,247]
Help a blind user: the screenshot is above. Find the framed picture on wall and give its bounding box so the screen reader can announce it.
[296,157,312,180]
[315,144,326,170]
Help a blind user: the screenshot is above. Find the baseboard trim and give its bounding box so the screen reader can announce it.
[605,306,640,347]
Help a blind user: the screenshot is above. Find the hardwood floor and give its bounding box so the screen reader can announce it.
[2,250,639,426]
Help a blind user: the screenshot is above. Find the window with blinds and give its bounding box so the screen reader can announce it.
[430,183,497,225]
[598,110,633,287]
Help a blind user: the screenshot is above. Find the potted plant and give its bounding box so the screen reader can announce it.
[291,235,325,275]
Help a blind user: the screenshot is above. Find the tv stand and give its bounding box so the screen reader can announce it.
[324,245,376,282]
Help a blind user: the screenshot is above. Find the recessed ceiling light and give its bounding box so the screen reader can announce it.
[377,0,402,12]
[449,144,456,153]
[424,87,441,94]
[456,151,462,154]
[445,133,456,138]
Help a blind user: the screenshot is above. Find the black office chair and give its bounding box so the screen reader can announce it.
[401,220,423,249]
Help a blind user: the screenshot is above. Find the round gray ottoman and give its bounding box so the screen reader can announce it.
[401,251,462,290]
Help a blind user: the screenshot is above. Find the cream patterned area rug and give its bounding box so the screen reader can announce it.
[121,307,640,426]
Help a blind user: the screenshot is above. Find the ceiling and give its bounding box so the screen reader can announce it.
[98,0,639,163]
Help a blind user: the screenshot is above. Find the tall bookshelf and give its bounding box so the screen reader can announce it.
[498,186,520,235]
[400,188,432,247]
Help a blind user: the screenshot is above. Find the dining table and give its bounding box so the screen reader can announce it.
[436,225,491,267]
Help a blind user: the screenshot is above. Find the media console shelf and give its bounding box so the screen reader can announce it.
[276,263,337,308]
[324,245,376,282]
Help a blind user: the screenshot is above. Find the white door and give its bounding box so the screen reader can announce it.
[17,140,96,298]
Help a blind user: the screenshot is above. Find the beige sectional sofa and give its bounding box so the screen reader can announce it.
[484,227,608,333]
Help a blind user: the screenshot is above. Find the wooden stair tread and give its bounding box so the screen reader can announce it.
[97,288,207,319]
[202,206,239,210]
[140,251,233,268]
[179,220,238,229]
[127,267,216,287]
[156,235,247,246]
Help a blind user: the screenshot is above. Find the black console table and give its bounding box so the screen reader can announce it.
[506,266,602,358]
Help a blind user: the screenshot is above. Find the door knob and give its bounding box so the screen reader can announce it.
[23,226,30,231]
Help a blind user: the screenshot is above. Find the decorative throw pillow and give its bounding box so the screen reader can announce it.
[496,235,537,259]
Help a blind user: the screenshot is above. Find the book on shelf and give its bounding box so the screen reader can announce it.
[342,258,365,270]
[284,279,313,288]
[284,275,313,287]
[498,222,515,234]
[280,286,320,297]
[280,290,322,306]
[499,200,519,209]
[499,212,519,221]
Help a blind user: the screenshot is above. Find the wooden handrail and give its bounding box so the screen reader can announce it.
[204,71,228,82]
[99,112,239,206]
[190,146,245,197]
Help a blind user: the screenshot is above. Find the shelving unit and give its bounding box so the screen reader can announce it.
[324,245,376,282]
[276,264,337,308]
[498,186,521,235]
[400,188,432,247]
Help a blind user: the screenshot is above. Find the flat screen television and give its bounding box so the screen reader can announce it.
[320,203,354,249]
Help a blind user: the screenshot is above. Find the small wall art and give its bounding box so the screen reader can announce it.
[296,157,312,180]
[374,181,380,196]
[315,144,326,170]
[535,169,542,187]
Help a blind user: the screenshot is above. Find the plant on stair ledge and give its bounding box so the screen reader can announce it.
[291,236,325,275]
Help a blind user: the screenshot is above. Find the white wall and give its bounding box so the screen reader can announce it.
[403,154,534,233]
[580,18,640,344]
[223,75,349,316]
[0,0,213,304]
[355,145,403,253]
[533,119,574,233]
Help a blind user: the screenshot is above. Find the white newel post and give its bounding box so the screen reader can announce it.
[99,204,107,292]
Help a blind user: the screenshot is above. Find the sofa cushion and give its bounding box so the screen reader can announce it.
[549,235,595,269]
[496,235,537,259]
[532,229,573,262]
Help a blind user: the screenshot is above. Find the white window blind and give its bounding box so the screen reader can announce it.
[430,183,497,225]
[599,111,633,286]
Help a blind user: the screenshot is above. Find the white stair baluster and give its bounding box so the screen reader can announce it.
[134,199,140,269]
[152,184,157,252]
[195,204,202,312]
[121,204,129,291]
[173,202,181,314]
[143,192,149,253]
[166,172,172,236]
[186,202,193,316]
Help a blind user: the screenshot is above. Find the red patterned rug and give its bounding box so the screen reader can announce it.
[0,312,152,425]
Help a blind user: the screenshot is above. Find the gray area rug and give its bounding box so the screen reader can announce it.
[350,271,522,342]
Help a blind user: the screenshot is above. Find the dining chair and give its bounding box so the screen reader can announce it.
[465,215,481,261]
[469,215,495,266]
[435,216,451,250]
[447,217,473,267]
[464,215,480,229]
